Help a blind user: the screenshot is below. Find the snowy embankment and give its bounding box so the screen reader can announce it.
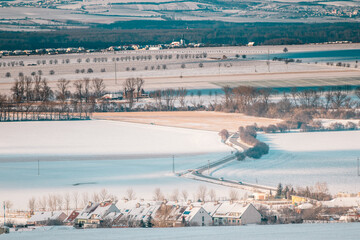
[211,130,360,194]
[3,223,360,240]
[0,120,234,210]
[0,120,232,162]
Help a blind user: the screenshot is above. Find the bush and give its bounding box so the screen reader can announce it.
[219,129,229,141]
[235,151,246,161]
[246,142,269,159]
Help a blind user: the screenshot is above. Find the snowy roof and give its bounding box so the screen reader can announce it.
[193,202,222,217]
[28,211,66,223]
[212,202,252,219]
[322,197,360,208]
[181,206,206,222]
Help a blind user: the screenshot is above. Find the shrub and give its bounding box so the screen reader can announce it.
[219,129,229,141]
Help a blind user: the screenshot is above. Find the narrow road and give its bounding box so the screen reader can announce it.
[178,133,276,193]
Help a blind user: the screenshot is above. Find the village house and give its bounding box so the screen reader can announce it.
[75,200,119,228]
[64,210,80,224]
[179,205,212,226]
[212,202,262,226]
[27,211,67,226]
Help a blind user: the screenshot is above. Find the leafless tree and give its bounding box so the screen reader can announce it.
[153,188,164,201]
[229,189,239,201]
[123,78,136,109]
[135,78,145,102]
[82,192,89,207]
[99,188,109,202]
[92,192,100,202]
[92,78,106,99]
[56,195,63,210]
[64,193,71,215]
[28,197,36,214]
[209,189,217,201]
[73,79,84,118]
[197,185,207,202]
[170,189,179,201]
[4,200,13,213]
[177,87,187,109]
[182,190,188,202]
[72,192,79,210]
[162,88,177,110]
[38,196,47,211]
[126,188,136,200]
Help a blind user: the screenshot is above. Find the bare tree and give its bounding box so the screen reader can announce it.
[92,192,100,202]
[92,78,106,99]
[126,188,136,200]
[123,78,136,109]
[73,80,84,118]
[72,192,79,210]
[153,188,164,201]
[170,189,179,201]
[64,193,71,215]
[56,195,63,210]
[135,78,145,102]
[28,197,36,214]
[229,189,239,201]
[177,87,187,109]
[182,190,188,202]
[197,185,207,202]
[99,188,109,202]
[4,200,13,213]
[38,196,47,211]
[82,192,89,207]
[209,189,217,202]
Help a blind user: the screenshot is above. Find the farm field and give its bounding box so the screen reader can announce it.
[2,223,360,240]
[93,111,283,132]
[1,44,360,94]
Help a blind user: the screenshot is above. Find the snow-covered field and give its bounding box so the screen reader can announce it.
[0,120,231,161]
[0,120,234,209]
[2,223,360,240]
[212,130,360,194]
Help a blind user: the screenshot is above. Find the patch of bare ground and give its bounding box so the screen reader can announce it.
[93,111,282,132]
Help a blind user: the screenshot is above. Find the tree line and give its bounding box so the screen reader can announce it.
[1,22,360,50]
[218,85,360,130]
[0,75,106,121]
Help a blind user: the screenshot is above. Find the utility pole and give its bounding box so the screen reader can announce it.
[114,58,117,85]
[3,201,5,226]
[172,155,175,173]
[38,159,40,176]
[357,157,359,176]
[208,160,210,175]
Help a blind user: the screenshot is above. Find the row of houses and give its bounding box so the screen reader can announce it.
[28,200,262,228]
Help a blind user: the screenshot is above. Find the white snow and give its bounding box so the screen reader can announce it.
[0,120,231,161]
[2,223,360,240]
[212,131,360,194]
[0,120,234,210]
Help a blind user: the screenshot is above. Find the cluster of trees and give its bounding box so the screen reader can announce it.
[238,126,270,159]
[218,86,360,129]
[275,182,332,201]
[0,75,106,121]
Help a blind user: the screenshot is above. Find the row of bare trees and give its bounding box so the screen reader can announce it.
[219,86,360,127]
[0,76,106,121]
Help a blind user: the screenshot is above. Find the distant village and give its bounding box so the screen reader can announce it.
[0,38,204,58]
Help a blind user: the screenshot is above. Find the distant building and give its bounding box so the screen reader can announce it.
[247,42,255,46]
[212,203,262,225]
[27,211,67,226]
[180,205,212,226]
